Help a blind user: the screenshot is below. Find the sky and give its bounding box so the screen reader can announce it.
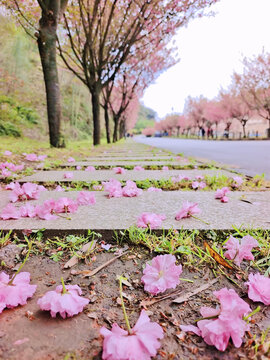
[142,0,270,119]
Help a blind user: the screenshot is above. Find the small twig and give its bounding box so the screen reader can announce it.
[173,278,219,304]
[82,251,129,277]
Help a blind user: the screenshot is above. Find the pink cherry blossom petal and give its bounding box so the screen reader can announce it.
[77,191,96,205]
[137,212,166,229]
[175,201,200,220]
[141,254,182,295]
[100,310,163,360]
[0,272,37,313]
[1,204,21,220]
[37,284,89,318]
[223,235,258,266]
[113,167,126,174]
[64,172,73,179]
[122,180,142,197]
[245,273,270,305]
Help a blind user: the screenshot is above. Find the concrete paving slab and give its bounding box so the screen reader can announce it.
[83,156,176,161]
[0,190,269,231]
[61,160,194,168]
[19,169,236,183]
[83,153,171,158]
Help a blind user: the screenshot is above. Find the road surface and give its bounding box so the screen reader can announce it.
[135,136,270,178]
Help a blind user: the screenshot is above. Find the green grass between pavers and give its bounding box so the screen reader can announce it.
[3,228,269,276]
[25,174,268,192]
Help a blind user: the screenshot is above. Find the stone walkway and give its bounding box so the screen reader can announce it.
[0,140,269,233]
[19,169,234,182]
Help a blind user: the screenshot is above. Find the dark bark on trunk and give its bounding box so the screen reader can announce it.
[104,104,111,144]
[91,87,101,145]
[37,22,63,147]
[119,120,125,139]
[113,115,120,142]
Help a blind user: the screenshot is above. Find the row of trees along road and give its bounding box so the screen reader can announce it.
[143,51,270,139]
[1,0,219,147]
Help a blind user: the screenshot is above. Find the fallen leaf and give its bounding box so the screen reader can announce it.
[116,275,132,287]
[64,240,97,268]
[173,278,219,303]
[204,241,233,269]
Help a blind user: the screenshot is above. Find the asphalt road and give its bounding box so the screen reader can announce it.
[135,136,270,178]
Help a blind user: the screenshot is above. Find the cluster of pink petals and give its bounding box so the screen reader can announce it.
[102,179,142,198]
[113,167,126,174]
[37,284,89,318]
[223,235,258,267]
[8,182,46,202]
[162,166,169,171]
[192,181,206,190]
[85,166,95,172]
[232,176,244,188]
[0,204,21,220]
[0,162,24,178]
[137,212,166,229]
[77,191,96,205]
[141,254,182,295]
[181,288,251,351]
[54,197,78,214]
[0,162,24,172]
[102,179,123,198]
[24,153,47,162]
[64,172,73,179]
[55,185,65,192]
[215,187,230,203]
[245,273,270,305]
[147,187,162,193]
[171,175,191,183]
[0,272,37,313]
[134,165,144,171]
[93,184,103,191]
[175,201,200,220]
[195,175,204,180]
[100,310,164,360]
[1,169,12,178]
[1,193,92,220]
[3,150,12,156]
[76,165,81,170]
[122,180,143,197]
[67,157,75,163]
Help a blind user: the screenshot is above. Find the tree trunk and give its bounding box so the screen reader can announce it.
[119,120,125,139]
[104,104,111,144]
[91,86,101,145]
[113,115,120,142]
[37,21,63,147]
[241,119,247,138]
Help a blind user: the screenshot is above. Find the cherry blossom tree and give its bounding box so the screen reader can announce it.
[2,0,68,147]
[233,52,270,138]
[184,96,208,136]
[204,100,228,138]
[220,92,251,138]
[59,0,219,145]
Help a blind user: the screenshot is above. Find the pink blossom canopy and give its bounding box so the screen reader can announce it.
[141,254,182,295]
[37,284,89,318]
[100,310,164,360]
[0,272,37,313]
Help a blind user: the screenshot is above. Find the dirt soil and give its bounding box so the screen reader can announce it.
[0,243,269,360]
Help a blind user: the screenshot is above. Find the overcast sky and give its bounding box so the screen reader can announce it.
[142,0,270,119]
